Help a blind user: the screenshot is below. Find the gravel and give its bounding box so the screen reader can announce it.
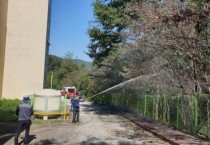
[5,101,171,145]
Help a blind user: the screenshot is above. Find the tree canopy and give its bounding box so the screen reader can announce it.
[87,0,210,94]
[87,0,134,65]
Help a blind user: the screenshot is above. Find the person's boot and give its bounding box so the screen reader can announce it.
[23,138,28,145]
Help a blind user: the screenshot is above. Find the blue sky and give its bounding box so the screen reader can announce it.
[49,0,95,62]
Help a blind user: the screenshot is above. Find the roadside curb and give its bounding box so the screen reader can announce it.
[121,112,210,145]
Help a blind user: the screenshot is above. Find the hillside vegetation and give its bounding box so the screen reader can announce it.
[46,54,92,96]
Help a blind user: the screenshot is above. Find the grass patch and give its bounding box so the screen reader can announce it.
[0,99,21,122]
[32,115,65,124]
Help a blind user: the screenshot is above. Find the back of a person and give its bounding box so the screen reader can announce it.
[73,99,80,110]
[18,103,32,120]
[15,96,33,145]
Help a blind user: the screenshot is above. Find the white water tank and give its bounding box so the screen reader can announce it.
[33,89,61,112]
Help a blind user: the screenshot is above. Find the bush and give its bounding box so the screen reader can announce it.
[0,99,21,122]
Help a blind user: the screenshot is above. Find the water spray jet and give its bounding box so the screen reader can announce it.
[88,73,157,100]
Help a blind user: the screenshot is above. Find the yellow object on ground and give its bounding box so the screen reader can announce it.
[34,112,69,120]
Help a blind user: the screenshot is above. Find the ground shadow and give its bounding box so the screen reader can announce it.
[83,102,161,127]
[30,138,57,145]
[0,123,37,145]
[19,135,37,145]
[0,122,17,145]
[81,102,117,115]
[76,136,138,145]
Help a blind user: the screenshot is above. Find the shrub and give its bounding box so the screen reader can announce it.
[0,99,21,122]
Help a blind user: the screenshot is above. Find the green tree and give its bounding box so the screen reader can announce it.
[47,55,62,72]
[87,0,134,65]
[88,0,210,95]
[122,0,210,94]
[46,53,92,96]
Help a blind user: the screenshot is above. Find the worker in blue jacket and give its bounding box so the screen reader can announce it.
[14,96,33,145]
[72,95,80,123]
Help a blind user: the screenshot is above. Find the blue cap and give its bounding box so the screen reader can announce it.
[22,96,30,103]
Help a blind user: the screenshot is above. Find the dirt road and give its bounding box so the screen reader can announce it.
[4,102,170,145]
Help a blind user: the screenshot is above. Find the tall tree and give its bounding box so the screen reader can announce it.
[123,0,210,94]
[87,0,134,65]
[88,0,210,94]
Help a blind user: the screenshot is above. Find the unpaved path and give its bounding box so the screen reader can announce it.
[4,101,170,145]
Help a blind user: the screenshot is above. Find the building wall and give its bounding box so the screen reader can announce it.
[0,0,8,99]
[1,0,50,99]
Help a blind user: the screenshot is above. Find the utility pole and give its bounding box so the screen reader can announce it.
[50,71,53,89]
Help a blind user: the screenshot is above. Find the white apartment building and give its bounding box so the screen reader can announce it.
[0,0,51,99]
